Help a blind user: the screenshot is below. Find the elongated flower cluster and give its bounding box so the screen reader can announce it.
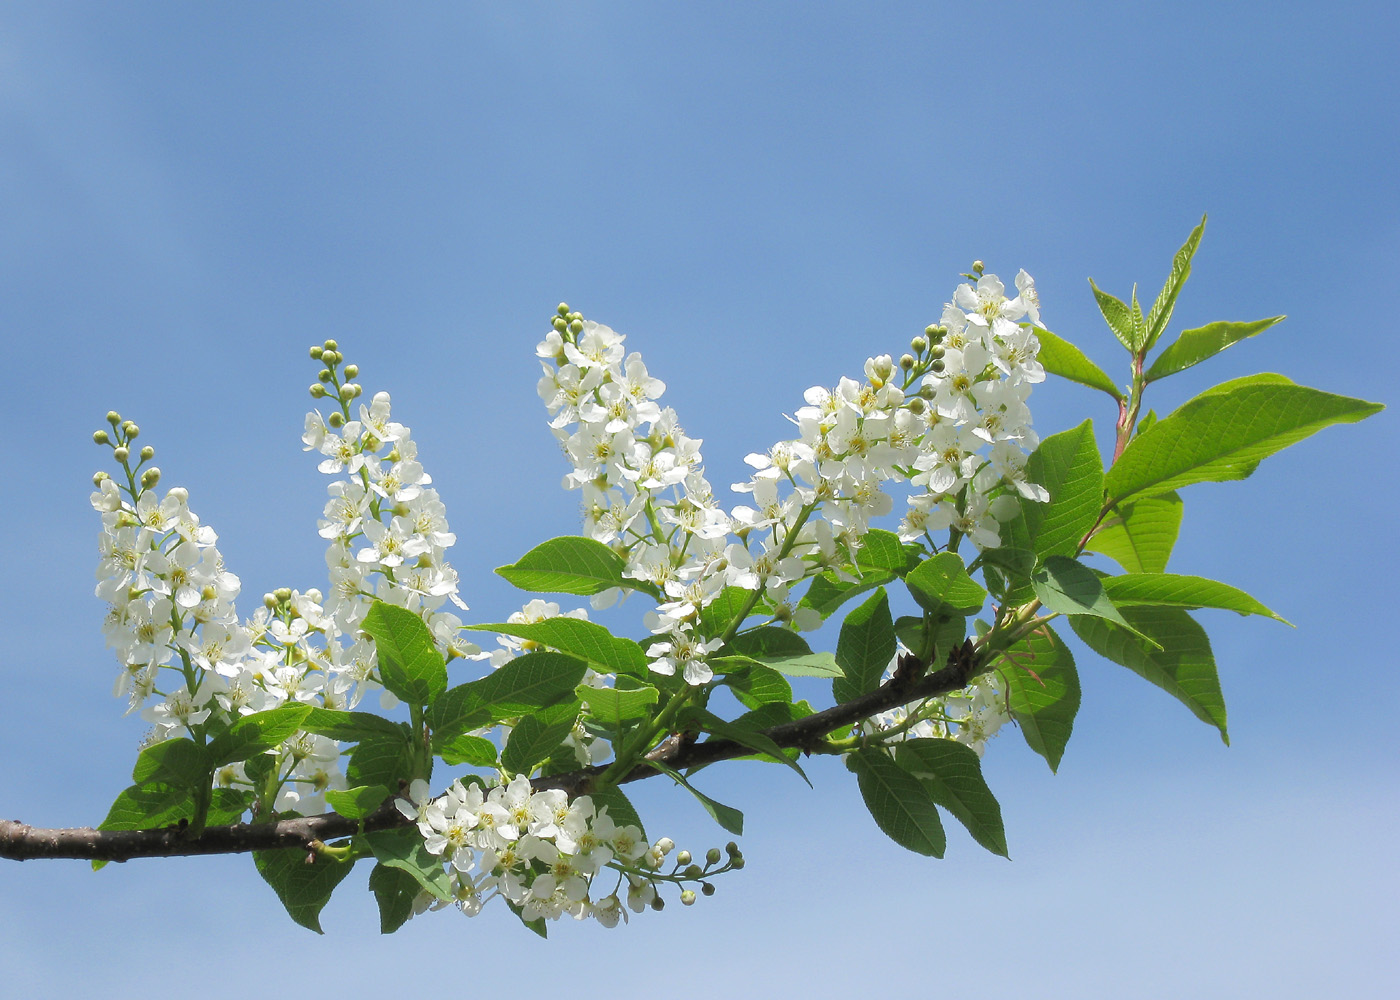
[91,343,473,815]
[397,777,738,925]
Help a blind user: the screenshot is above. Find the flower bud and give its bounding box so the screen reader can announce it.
[263,593,277,609]
[328,411,345,428]
[274,587,293,603]
[113,446,129,463]
[318,369,333,383]
[310,345,324,360]
[684,864,702,880]
[918,384,936,400]
[730,856,745,870]
[900,353,916,371]
[557,302,570,317]
[310,384,327,398]
[323,350,341,366]
[552,316,567,333]
[676,850,691,866]
[906,396,925,415]
[343,364,359,379]
[568,319,583,335]
[93,430,110,445]
[106,410,122,426]
[654,837,675,855]
[929,345,945,359]
[725,841,740,856]
[929,359,946,373]
[911,335,928,354]
[651,897,665,911]
[680,890,696,906]
[972,260,984,274]
[701,882,716,896]
[139,446,154,461]
[706,847,722,866]
[140,467,161,488]
[323,339,339,352]
[306,588,324,604]
[122,421,139,439]
[339,384,355,401]
[92,471,109,486]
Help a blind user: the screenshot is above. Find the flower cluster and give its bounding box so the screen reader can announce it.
[397,776,740,925]
[863,646,1013,756]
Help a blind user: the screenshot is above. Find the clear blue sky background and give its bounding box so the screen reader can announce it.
[2,3,1396,996]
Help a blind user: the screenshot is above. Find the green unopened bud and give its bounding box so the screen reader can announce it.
[327,411,345,429]
[339,384,355,401]
[92,471,109,486]
[310,384,327,398]
[318,369,333,383]
[552,315,567,333]
[906,396,925,415]
[113,446,129,463]
[323,339,339,352]
[900,353,916,371]
[348,383,363,398]
[972,260,984,274]
[263,593,278,609]
[730,856,745,870]
[106,411,122,426]
[122,421,139,439]
[305,588,323,604]
[929,345,945,360]
[310,345,324,360]
[325,350,342,366]
[568,318,583,335]
[701,882,716,896]
[139,445,154,461]
[343,364,358,379]
[93,430,110,445]
[684,864,702,880]
[676,850,691,866]
[706,848,722,866]
[725,841,740,857]
[918,384,936,400]
[911,335,928,354]
[929,359,946,373]
[557,302,570,317]
[140,467,161,487]
[651,897,665,911]
[924,324,937,337]
[680,890,697,906]
[274,587,293,603]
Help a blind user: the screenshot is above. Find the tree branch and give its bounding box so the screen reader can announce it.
[0,641,980,863]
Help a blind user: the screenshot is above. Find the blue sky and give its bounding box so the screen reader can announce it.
[1,3,1396,996]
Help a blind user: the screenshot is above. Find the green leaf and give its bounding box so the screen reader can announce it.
[345,733,415,790]
[1143,214,1206,352]
[905,552,988,616]
[132,738,209,789]
[207,704,313,767]
[855,529,920,576]
[496,536,639,597]
[696,711,810,785]
[360,828,451,902]
[98,783,194,832]
[896,739,1008,857]
[1129,284,1147,351]
[757,652,842,678]
[361,600,448,707]
[506,898,549,939]
[998,624,1080,772]
[849,749,945,858]
[435,733,499,767]
[725,626,812,659]
[502,700,581,774]
[578,683,659,728]
[299,708,406,743]
[1101,573,1288,623]
[429,651,589,742]
[588,786,646,840]
[798,570,895,621]
[1145,316,1283,382]
[1071,607,1228,742]
[254,848,357,934]
[1034,328,1123,399]
[833,588,895,704]
[1022,419,1105,560]
[648,761,744,835]
[1089,278,1136,351]
[465,618,649,677]
[732,699,814,731]
[324,785,390,820]
[368,863,420,934]
[1105,378,1384,505]
[1086,492,1183,574]
[725,664,792,709]
[1031,556,1136,632]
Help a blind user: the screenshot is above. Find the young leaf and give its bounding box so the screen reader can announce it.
[1022,419,1105,560]
[1034,328,1123,399]
[849,749,946,858]
[648,761,744,835]
[1031,556,1133,630]
[1105,378,1384,505]
[1144,316,1284,382]
[501,700,581,774]
[207,704,314,767]
[429,651,588,742]
[578,683,658,728]
[855,529,921,576]
[1085,492,1183,574]
[998,624,1081,772]
[905,552,988,616]
[435,733,499,767]
[254,848,357,934]
[345,733,415,790]
[1101,573,1288,623]
[1088,278,1136,351]
[896,739,1009,857]
[495,536,639,597]
[98,783,195,833]
[696,711,810,785]
[360,828,451,902]
[799,570,895,621]
[368,863,420,934]
[361,600,448,707]
[132,738,209,789]
[465,618,649,677]
[324,785,390,821]
[1070,607,1228,742]
[1143,214,1206,352]
[725,626,812,659]
[833,587,895,704]
[758,652,842,678]
[724,664,792,709]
